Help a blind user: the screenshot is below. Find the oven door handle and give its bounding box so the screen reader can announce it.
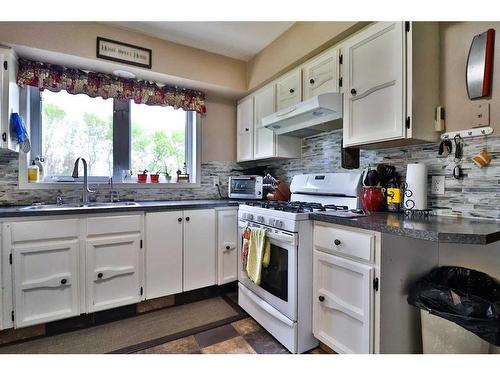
[240,285,294,327]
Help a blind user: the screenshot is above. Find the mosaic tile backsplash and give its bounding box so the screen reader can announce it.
[0,129,498,220]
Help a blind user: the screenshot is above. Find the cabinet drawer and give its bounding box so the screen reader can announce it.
[314,224,375,262]
[10,219,80,243]
[87,215,141,236]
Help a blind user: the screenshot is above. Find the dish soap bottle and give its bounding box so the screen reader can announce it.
[34,156,44,181]
[28,160,39,182]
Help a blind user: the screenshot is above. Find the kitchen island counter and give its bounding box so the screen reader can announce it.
[310,211,500,245]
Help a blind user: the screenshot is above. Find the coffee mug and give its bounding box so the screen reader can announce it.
[472,150,492,168]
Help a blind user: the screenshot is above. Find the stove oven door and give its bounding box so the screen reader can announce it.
[237,220,297,321]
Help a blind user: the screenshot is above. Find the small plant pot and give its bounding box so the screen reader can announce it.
[150,174,160,183]
[137,174,148,183]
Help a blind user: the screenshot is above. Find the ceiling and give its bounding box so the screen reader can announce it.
[110,22,295,61]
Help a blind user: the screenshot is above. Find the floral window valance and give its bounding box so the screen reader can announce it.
[16,59,206,114]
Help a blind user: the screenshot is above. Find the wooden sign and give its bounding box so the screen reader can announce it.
[97,37,152,69]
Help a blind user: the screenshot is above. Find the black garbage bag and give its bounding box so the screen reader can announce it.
[407,266,500,346]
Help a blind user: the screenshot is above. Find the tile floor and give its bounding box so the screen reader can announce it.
[134,317,327,354]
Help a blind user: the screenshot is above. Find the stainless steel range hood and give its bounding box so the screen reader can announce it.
[262,92,343,138]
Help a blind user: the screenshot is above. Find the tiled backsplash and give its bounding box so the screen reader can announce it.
[1,130,498,220]
[0,151,243,205]
[264,130,499,220]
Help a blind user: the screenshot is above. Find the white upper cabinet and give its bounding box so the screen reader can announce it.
[276,68,302,111]
[237,96,254,162]
[341,22,440,148]
[0,47,19,152]
[303,48,340,100]
[342,22,406,147]
[253,85,276,159]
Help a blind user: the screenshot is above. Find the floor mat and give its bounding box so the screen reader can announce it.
[0,296,244,354]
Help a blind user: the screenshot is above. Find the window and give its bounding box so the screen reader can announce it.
[29,89,198,185]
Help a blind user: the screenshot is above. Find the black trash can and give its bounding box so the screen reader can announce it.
[408,266,500,353]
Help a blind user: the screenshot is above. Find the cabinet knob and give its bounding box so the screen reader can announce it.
[178,217,182,222]
[309,78,315,85]
[319,296,325,302]
[185,217,190,222]
[97,272,103,279]
[245,128,249,132]
[334,239,341,246]
[289,88,295,94]
[350,88,357,95]
[226,245,231,250]
[60,278,67,285]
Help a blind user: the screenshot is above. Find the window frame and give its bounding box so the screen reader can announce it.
[18,87,201,190]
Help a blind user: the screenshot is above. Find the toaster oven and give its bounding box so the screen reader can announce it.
[228,176,263,199]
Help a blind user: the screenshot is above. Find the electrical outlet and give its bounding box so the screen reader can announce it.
[431,176,445,195]
[471,103,490,127]
[212,176,220,187]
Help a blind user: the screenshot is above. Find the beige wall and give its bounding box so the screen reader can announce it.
[0,22,247,97]
[201,97,237,161]
[246,21,368,91]
[440,22,500,132]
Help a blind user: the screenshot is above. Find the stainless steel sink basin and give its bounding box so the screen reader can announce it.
[84,202,140,208]
[18,202,140,211]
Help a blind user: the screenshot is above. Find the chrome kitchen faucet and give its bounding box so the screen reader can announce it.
[72,157,95,205]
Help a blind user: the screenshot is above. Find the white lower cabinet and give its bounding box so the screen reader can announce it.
[144,211,183,299]
[85,233,142,313]
[216,208,238,285]
[313,250,374,354]
[313,222,378,354]
[8,219,81,328]
[183,209,216,292]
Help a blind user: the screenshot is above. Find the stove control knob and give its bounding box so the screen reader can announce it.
[275,220,284,228]
[257,215,265,223]
[247,214,254,221]
[241,213,247,219]
[268,218,275,226]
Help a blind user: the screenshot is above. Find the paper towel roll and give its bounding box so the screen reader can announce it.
[404,163,428,210]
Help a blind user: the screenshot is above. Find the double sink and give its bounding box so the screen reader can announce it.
[18,201,140,211]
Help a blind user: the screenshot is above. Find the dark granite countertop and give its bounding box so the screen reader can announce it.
[0,199,242,219]
[310,211,500,245]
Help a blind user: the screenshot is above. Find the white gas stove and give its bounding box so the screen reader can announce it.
[237,172,363,353]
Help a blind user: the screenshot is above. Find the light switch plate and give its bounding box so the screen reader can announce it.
[471,103,490,127]
[431,176,445,195]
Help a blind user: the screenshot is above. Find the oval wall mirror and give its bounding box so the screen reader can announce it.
[466,28,495,99]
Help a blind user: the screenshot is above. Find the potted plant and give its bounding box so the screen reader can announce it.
[164,167,172,183]
[137,169,148,183]
[150,170,160,183]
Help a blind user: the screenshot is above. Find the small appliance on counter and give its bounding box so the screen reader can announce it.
[228,175,263,199]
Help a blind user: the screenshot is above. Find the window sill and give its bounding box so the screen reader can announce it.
[18,181,201,190]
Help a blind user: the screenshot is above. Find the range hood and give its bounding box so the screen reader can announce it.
[262,92,343,138]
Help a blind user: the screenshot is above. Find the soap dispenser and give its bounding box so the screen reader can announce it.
[28,160,39,182]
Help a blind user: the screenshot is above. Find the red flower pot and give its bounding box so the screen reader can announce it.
[361,186,386,212]
[150,174,160,183]
[137,174,147,183]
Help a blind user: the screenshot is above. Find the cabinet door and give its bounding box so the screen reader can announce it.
[276,68,302,111]
[86,233,141,313]
[12,239,80,328]
[145,211,183,299]
[342,22,406,147]
[303,48,339,100]
[217,209,238,285]
[237,96,254,162]
[313,250,374,354]
[253,85,276,160]
[0,48,19,152]
[183,209,216,291]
